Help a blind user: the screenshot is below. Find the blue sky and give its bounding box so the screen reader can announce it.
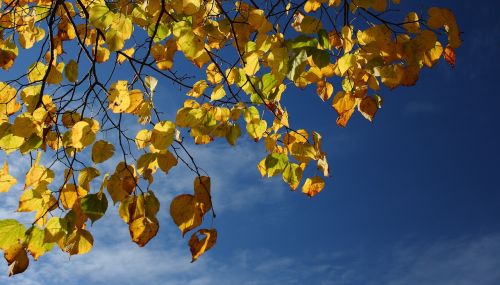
[1,1,500,284]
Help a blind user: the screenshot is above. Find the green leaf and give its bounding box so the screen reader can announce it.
[25,226,54,260]
[0,219,26,250]
[259,73,277,98]
[44,217,69,244]
[148,23,171,43]
[282,163,303,190]
[80,194,108,225]
[311,49,330,68]
[287,49,308,81]
[287,35,318,50]
[225,124,241,146]
[89,4,114,30]
[264,153,288,177]
[19,134,43,154]
[317,29,331,49]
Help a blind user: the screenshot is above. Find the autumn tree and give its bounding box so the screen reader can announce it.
[0,0,460,276]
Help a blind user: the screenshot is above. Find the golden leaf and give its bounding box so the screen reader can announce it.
[157,151,178,173]
[63,229,93,255]
[91,140,115,164]
[189,228,217,262]
[170,194,202,237]
[302,176,325,197]
[71,121,96,150]
[0,162,17,193]
[129,216,159,247]
[193,176,212,215]
[332,91,357,127]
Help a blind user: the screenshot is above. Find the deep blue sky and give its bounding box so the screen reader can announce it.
[1,1,500,284]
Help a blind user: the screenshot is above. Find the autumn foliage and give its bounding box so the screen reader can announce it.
[0,0,460,276]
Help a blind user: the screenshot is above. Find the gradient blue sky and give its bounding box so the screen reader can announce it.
[1,1,500,284]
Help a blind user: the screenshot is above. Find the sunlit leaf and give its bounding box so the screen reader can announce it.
[189,228,217,262]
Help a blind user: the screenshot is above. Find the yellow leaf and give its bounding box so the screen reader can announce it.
[302,176,325,197]
[317,155,330,177]
[244,52,260,76]
[12,113,36,138]
[44,217,67,245]
[25,155,54,189]
[63,229,93,255]
[427,7,461,48]
[78,167,101,192]
[108,81,131,113]
[210,85,226,101]
[170,194,202,237]
[71,121,96,149]
[136,153,158,178]
[106,14,133,51]
[292,13,323,34]
[129,216,159,247]
[0,82,21,117]
[193,176,212,215]
[46,62,64,85]
[403,12,420,33]
[342,25,354,53]
[125,89,144,114]
[17,186,57,226]
[316,80,334,102]
[24,226,53,260]
[150,121,175,151]
[189,228,217,262]
[282,163,303,190]
[206,62,223,84]
[20,85,41,113]
[28,62,47,83]
[0,162,17,193]
[60,184,88,210]
[187,80,208,98]
[0,38,18,70]
[117,47,134,64]
[157,151,178,173]
[337,53,356,76]
[423,41,443,68]
[107,162,136,204]
[61,111,81,128]
[64,59,78,82]
[135,129,151,149]
[91,140,115,164]
[172,0,202,15]
[246,119,267,141]
[95,45,110,63]
[332,91,357,127]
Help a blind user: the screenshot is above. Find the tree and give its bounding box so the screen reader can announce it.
[0,0,460,276]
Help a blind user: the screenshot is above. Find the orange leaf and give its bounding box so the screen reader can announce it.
[444,46,456,68]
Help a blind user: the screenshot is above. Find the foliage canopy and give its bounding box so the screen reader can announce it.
[0,0,460,276]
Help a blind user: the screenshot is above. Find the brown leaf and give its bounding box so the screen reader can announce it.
[4,243,29,276]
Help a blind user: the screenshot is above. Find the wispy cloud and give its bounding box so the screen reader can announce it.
[403,101,438,116]
[383,233,500,285]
